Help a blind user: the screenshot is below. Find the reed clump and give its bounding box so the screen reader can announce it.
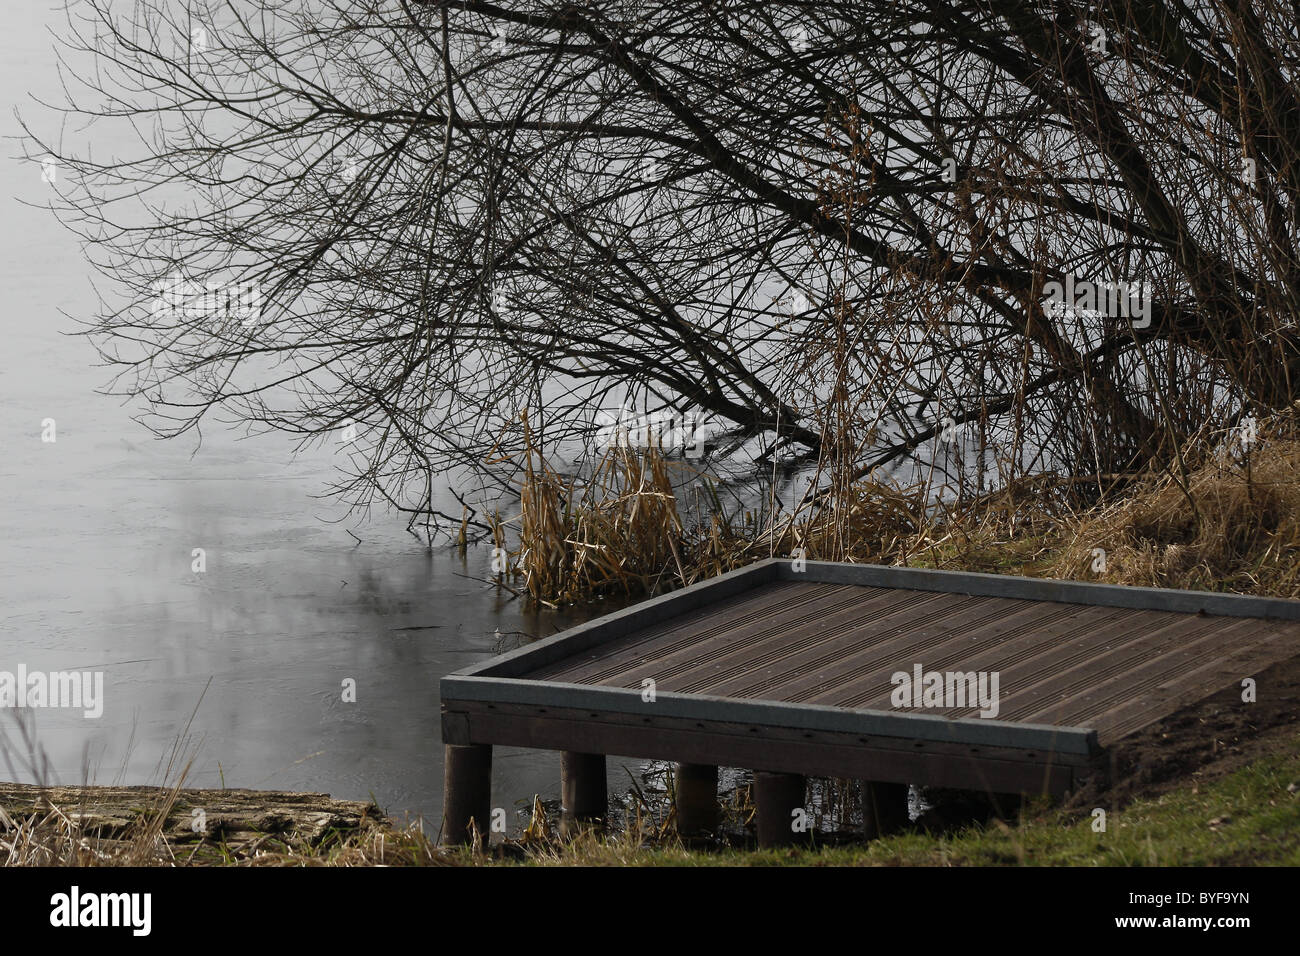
[510,441,934,606]
[761,479,924,565]
[516,443,686,607]
[507,416,1300,605]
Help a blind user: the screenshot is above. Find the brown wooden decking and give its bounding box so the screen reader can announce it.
[439,560,1300,844]
[523,579,1298,746]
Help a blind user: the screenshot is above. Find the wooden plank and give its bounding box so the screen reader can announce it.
[534,581,849,685]
[443,700,1093,764]
[1088,624,1298,742]
[863,607,1198,721]
[997,614,1257,725]
[528,580,833,682]
[1033,616,1294,729]
[1089,622,1300,743]
[773,595,1082,705]
[815,602,1139,710]
[667,590,995,698]
[440,559,1300,803]
[587,586,947,695]
[455,559,779,679]
[698,592,1035,702]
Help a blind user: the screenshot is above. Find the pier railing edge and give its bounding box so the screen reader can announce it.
[782,560,1300,620]
[440,676,1099,758]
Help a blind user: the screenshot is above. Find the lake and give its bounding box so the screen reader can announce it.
[0,4,649,832]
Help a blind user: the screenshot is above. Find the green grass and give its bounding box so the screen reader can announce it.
[457,750,1300,866]
[14,746,1294,865]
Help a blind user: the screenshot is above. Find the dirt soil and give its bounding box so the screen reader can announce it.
[1061,651,1300,813]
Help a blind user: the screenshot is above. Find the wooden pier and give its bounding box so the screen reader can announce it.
[439,559,1300,846]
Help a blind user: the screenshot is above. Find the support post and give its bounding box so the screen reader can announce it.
[754,771,807,847]
[861,780,910,840]
[560,751,607,834]
[442,744,492,846]
[674,763,719,837]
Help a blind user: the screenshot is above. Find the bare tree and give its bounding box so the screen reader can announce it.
[24,0,1300,532]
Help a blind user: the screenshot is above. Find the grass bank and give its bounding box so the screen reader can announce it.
[472,745,1300,867]
[9,724,1293,866]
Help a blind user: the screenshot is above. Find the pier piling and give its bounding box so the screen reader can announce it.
[754,771,807,847]
[442,743,492,846]
[861,780,910,840]
[561,751,607,834]
[674,762,719,837]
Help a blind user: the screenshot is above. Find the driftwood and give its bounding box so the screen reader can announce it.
[0,782,385,849]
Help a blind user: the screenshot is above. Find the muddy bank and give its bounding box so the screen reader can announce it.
[1063,650,1300,814]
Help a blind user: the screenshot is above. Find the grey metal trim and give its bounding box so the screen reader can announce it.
[780,560,1300,619]
[450,559,779,679]
[440,675,1099,757]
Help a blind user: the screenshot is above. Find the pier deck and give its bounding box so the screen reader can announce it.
[439,560,1300,845]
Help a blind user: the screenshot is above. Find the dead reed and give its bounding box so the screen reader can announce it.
[512,433,687,606]
[499,409,1300,606]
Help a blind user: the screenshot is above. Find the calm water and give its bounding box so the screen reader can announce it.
[0,5,644,829]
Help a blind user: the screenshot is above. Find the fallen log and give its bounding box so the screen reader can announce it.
[0,782,386,858]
